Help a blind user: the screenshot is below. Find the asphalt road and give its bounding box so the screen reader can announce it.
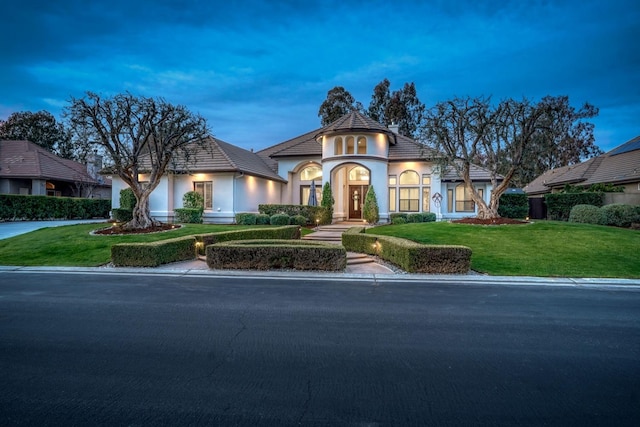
[1,272,639,426]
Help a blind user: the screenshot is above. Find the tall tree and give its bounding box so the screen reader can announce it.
[0,110,71,155]
[367,78,391,123]
[386,82,426,138]
[423,95,595,219]
[318,86,360,126]
[65,92,209,230]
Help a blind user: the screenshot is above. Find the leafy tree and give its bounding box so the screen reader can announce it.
[320,181,334,224]
[423,96,595,219]
[368,78,391,123]
[363,186,379,224]
[65,92,209,230]
[0,110,71,155]
[318,86,362,126]
[385,82,425,138]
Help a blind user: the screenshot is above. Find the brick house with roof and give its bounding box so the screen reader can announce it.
[109,111,499,223]
[0,140,111,198]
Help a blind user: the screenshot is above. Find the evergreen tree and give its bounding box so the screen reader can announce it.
[363,186,379,224]
[320,181,334,224]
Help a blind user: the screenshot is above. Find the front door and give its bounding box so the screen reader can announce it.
[348,185,368,219]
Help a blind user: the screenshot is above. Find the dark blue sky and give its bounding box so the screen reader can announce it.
[1,0,638,152]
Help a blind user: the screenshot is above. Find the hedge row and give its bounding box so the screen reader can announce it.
[0,194,111,220]
[389,212,436,224]
[545,192,604,221]
[194,225,301,255]
[111,236,197,267]
[569,203,640,227]
[236,212,310,226]
[342,227,471,274]
[206,239,346,271]
[258,204,330,225]
[498,193,529,219]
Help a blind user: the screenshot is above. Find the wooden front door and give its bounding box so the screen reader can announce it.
[348,185,368,219]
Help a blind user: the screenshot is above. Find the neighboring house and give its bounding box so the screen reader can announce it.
[524,135,640,212]
[0,140,111,198]
[110,111,500,223]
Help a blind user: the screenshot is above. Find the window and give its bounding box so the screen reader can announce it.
[389,187,397,212]
[300,186,323,206]
[399,188,419,212]
[348,166,369,182]
[455,184,482,212]
[422,188,430,212]
[334,137,343,155]
[388,175,397,185]
[300,165,322,181]
[194,181,213,210]
[447,189,453,212]
[422,174,431,185]
[399,170,419,185]
[346,136,355,154]
[357,136,366,154]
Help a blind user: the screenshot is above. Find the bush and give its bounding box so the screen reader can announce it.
[119,188,137,210]
[111,236,196,267]
[235,212,257,225]
[195,225,301,255]
[569,204,605,225]
[206,239,346,271]
[175,208,203,224]
[321,182,334,224]
[270,214,290,226]
[290,214,308,226]
[406,213,423,223]
[182,191,204,209]
[259,204,328,225]
[545,192,604,221]
[256,213,271,225]
[111,208,133,222]
[601,204,640,228]
[498,193,529,219]
[390,213,408,221]
[342,227,471,274]
[421,212,437,222]
[391,217,407,225]
[363,186,379,224]
[0,194,110,220]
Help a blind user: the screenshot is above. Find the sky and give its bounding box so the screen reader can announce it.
[1,0,638,153]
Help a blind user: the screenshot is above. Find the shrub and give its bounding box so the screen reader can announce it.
[270,213,290,226]
[259,204,328,225]
[498,193,529,219]
[569,204,605,225]
[256,213,271,225]
[406,213,423,223]
[206,239,346,271]
[290,214,308,226]
[111,236,196,267]
[111,208,133,222]
[235,212,257,225]
[545,192,604,221]
[390,213,408,222]
[175,208,203,224]
[363,186,379,224]
[0,194,110,220]
[342,227,471,274]
[391,217,407,225]
[601,204,639,228]
[421,212,437,222]
[119,188,137,210]
[195,225,301,255]
[320,182,334,224]
[182,191,204,209]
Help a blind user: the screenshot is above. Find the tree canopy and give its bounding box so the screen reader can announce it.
[0,110,72,156]
[318,86,362,126]
[65,92,209,229]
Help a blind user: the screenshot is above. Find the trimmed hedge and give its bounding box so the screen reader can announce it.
[235,212,257,225]
[175,208,203,224]
[569,204,605,225]
[390,212,435,224]
[601,204,640,228]
[270,214,290,226]
[206,239,346,271]
[111,236,197,267]
[195,225,301,255]
[290,214,307,226]
[259,204,329,225]
[0,194,110,220]
[342,227,471,274]
[256,213,271,225]
[545,192,604,221]
[498,193,529,219]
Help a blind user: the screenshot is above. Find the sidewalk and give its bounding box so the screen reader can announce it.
[0,220,106,240]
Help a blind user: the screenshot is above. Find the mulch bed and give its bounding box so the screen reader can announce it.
[93,223,181,235]
[452,217,529,225]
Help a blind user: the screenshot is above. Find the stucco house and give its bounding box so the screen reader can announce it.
[0,139,111,198]
[109,111,499,223]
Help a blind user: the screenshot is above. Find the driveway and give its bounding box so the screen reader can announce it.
[0,219,106,240]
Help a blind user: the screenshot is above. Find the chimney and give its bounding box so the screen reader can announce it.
[388,123,399,135]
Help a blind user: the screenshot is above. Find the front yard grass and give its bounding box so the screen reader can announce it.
[370,221,640,278]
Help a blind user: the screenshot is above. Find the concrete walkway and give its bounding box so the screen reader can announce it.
[0,219,107,240]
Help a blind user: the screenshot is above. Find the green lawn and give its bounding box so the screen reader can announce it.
[370,221,640,278]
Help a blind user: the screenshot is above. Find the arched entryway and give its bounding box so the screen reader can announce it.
[330,163,371,221]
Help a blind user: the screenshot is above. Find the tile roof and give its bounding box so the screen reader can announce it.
[523,135,640,194]
[441,162,496,182]
[0,140,103,185]
[316,110,396,141]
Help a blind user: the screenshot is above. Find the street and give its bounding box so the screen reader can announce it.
[1,271,639,426]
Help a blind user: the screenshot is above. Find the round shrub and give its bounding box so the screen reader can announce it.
[390,213,408,222]
[421,212,437,222]
[256,213,271,225]
[119,188,137,210]
[569,204,605,225]
[290,214,307,226]
[235,213,257,225]
[270,214,290,226]
[601,204,639,228]
[407,213,423,223]
[391,217,407,225]
[183,191,204,209]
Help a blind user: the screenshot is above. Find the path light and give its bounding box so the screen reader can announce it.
[316,218,320,230]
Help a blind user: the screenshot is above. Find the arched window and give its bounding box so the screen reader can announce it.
[348,166,369,182]
[399,170,419,185]
[300,164,322,181]
[357,136,367,154]
[346,136,355,154]
[334,137,343,155]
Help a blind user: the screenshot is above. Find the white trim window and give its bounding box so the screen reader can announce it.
[194,181,213,210]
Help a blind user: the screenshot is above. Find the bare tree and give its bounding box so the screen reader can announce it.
[65,92,209,229]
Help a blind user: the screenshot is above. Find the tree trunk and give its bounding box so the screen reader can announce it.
[123,192,157,229]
